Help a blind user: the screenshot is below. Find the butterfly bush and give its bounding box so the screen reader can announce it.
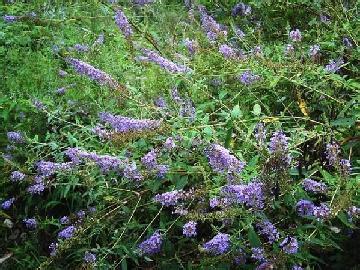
[139,48,192,74]
[66,58,119,89]
[198,5,227,42]
[138,231,163,255]
[183,221,197,237]
[10,171,26,182]
[302,178,327,193]
[84,251,96,264]
[256,220,280,243]
[114,9,133,38]
[202,233,230,255]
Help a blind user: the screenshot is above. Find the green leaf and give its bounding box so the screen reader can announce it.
[231,104,242,119]
[253,104,261,116]
[247,226,261,247]
[330,117,356,127]
[121,259,128,270]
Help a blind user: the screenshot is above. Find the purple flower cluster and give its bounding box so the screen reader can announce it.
[92,124,112,139]
[49,242,58,256]
[141,149,168,177]
[99,112,162,133]
[139,48,191,74]
[7,131,24,144]
[184,38,197,55]
[219,44,237,59]
[60,216,70,225]
[235,27,245,39]
[23,218,37,230]
[164,137,176,150]
[251,247,265,261]
[343,37,353,48]
[198,6,227,42]
[203,233,230,255]
[292,265,304,270]
[280,236,299,254]
[232,2,252,16]
[114,9,133,38]
[205,144,245,177]
[65,147,123,173]
[269,131,291,168]
[325,142,340,166]
[183,221,197,237]
[36,160,73,177]
[73,44,89,52]
[93,33,104,46]
[347,206,360,220]
[154,190,183,206]
[3,15,18,23]
[238,70,260,86]
[58,225,76,239]
[339,159,351,176]
[296,200,331,220]
[289,29,302,42]
[154,97,167,108]
[10,171,26,182]
[257,220,279,243]
[302,178,327,194]
[1,198,15,210]
[221,182,264,209]
[256,262,274,270]
[27,176,46,195]
[138,231,163,255]
[325,58,344,73]
[123,161,143,181]
[66,58,119,89]
[84,251,96,263]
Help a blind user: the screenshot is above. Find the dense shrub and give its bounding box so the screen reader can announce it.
[0,0,359,269]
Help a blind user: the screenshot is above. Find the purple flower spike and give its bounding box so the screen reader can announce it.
[280,236,299,254]
[23,218,37,230]
[114,9,133,38]
[84,251,96,263]
[203,233,230,255]
[66,58,119,89]
[10,171,26,182]
[302,178,327,194]
[289,29,302,42]
[1,198,15,210]
[58,225,76,239]
[138,231,163,255]
[183,221,197,237]
[154,190,183,206]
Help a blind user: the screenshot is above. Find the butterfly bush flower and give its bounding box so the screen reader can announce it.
[154,190,183,206]
[309,45,320,57]
[289,29,302,42]
[92,125,112,139]
[325,58,344,73]
[302,178,327,194]
[141,149,158,169]
[251,247,265,261]
[238,70,260,86]
[114,9,133,38]
[205,144,245,177]
[1,198,15,210]
[219,44,237,59]
[36,160,73,177]
[73,44,89,52]
[339,159,351,176]
[133,0,154,5]
[66,58,119,89]
[203,233,230,255]
[257,220,279,243]
[221,182,264,209]
[138,231,163,255]
[76,210,86,220]
[325,142,340,166]
[3,15,18,23]
[60,216,70,225]
[139,48,191,74]
[99,112,162,133]
[184,38,197,55]
[257,262,274,270]
[7,131,24,144]
[198,6,227,42]
[33,99,46,110]
[123,161,143,181]
[10,171,25,182]
[347,206,360,220]
[280,236,299,254]
[313,203,330,220]
[183,221,197,237]
[284,44,295,55]
[292,265,304,270]
[269,131,291,168]
[320,14,330,24]
[23,218,37,230]
[49,242,58,256]
[232,2,252,16]
[84,251,96,263]
[296,199,315,217]
[58,225,76,239]
[154,97,167,108]
[164,137,176,150]
[235,27,245,39]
